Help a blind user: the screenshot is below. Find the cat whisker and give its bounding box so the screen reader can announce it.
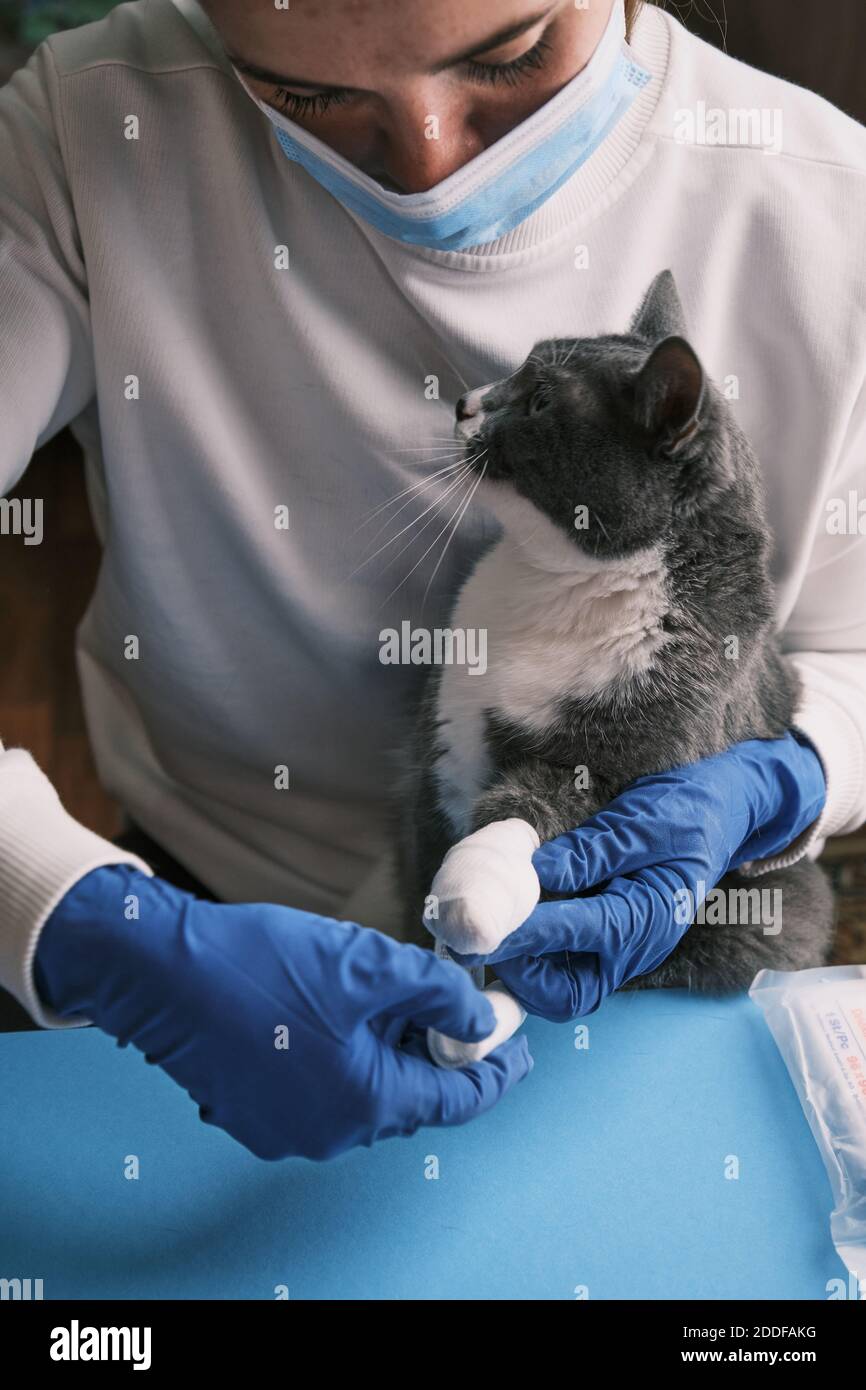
[353,458,470,532]
[362,461,477,546]
[380,451,467,465]
[347,462,478,579]
[591,510,611,542]
[369,465,481,584]
[383,451,488,607]
[437,351,471,393]
[385,434,462,448]
[422,458,488,605]
[557,338,579,369]
[382,469,480,606]
[407,340,471,395]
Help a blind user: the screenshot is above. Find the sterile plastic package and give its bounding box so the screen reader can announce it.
[750,964,866,1293]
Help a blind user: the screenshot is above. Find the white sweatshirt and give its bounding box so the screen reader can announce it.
[1,0,864,1028]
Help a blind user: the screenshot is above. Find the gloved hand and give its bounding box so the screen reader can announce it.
[34,865,532,1160]
[470,733,826,1021]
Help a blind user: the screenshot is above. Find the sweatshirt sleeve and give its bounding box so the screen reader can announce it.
[740,377,866,878]
[0,47,153,1029]
[0,749,154,1029]
[0,41,97,475]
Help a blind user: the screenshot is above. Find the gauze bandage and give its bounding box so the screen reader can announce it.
[750,965,866,1295]
[429,818,541,956]
[427,975,527,1070]
[425,819,538,1068]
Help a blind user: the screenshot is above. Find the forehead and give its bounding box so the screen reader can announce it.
[201,0,524,84]
[531,334,643,373]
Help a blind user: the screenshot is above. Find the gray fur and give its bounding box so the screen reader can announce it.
[397,270,834,994]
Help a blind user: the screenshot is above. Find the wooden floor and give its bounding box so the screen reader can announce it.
[1,430,864,984]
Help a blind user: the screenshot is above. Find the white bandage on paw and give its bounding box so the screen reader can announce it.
[429,817,541,956]
[427,981,527,1070]
[434,937,486,990]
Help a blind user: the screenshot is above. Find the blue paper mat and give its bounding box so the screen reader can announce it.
[0,989,845,1299]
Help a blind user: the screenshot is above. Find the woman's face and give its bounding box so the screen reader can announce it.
[200,0,615,192]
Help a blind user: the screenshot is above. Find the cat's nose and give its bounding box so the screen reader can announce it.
[456,387,488,419]
[455,386,489,440]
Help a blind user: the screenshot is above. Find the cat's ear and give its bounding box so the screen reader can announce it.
[633,335,704,454]
[630,269,686,341]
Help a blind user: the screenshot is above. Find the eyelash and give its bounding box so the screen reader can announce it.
[271,35,552,118]
[271,87,353,118]
[528,381,554,415]
[466,36,552,88]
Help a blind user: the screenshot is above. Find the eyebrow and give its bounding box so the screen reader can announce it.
[225,4,557,92]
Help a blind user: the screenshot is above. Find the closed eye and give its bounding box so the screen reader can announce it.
[269,36,553,119]
[527,386,553,416]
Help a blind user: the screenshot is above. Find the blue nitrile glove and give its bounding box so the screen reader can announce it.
[473,733,826,1021]
[33,865,532,1160]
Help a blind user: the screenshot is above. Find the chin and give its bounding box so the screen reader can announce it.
[477,476,650,575]
[475,479,586,570]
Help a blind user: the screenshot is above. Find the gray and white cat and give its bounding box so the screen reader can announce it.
[397,270,834,1058]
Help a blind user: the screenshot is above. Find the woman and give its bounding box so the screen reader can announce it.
[0,0,863,1158]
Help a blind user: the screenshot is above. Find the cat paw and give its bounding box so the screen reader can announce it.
[427,982,527,1069]
[428,818,541,955]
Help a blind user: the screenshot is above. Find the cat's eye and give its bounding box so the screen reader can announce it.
[527,389,552,416]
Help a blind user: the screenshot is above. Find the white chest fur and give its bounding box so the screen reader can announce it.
[433,492,671,835]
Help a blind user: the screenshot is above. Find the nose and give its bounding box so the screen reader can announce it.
[379,94,486,193]
[456,394,477,421]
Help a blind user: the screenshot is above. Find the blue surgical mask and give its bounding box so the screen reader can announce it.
[231,2,650,252]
